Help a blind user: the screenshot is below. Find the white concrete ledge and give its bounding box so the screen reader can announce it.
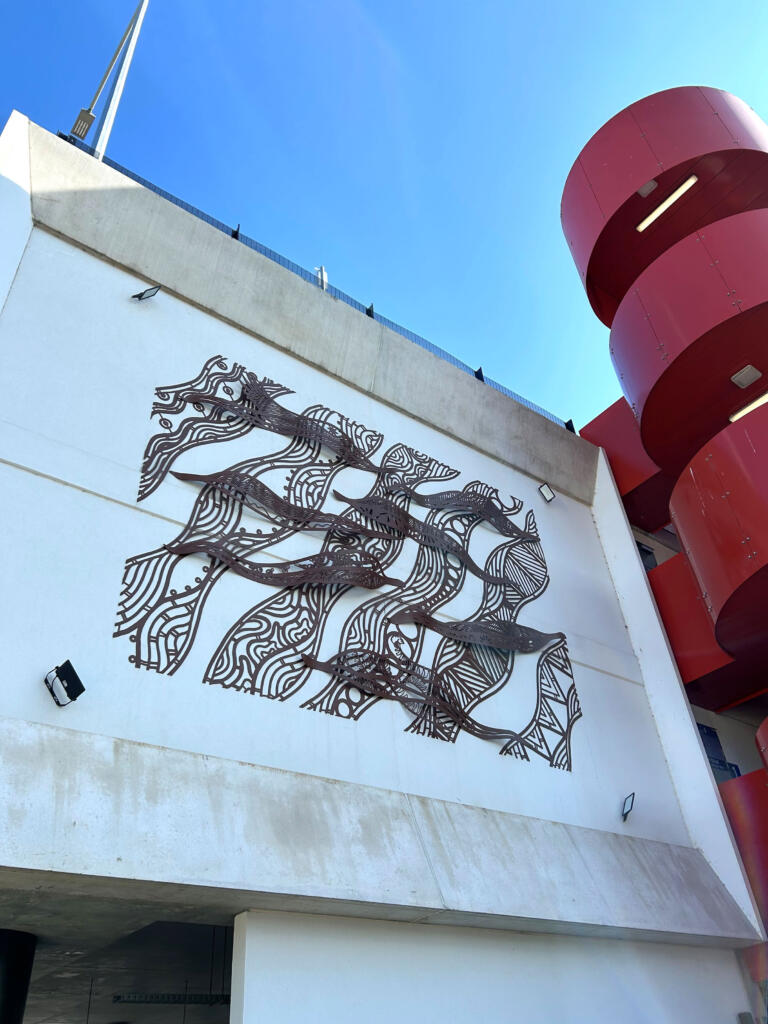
[0,717,758,948]
[22,118,598,504]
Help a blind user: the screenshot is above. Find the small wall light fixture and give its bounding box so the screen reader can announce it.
[474,366,485,382]
[44,661,86,707]
[131,285,161,301]
[731,364,762,389]
[538,483,556,503]
[622,792,635,822]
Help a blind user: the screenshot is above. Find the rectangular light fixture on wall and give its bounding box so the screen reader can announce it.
[636,175,698,233]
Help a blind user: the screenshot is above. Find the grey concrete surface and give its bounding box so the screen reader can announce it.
[0,717,758,950]
[23,118,598,504]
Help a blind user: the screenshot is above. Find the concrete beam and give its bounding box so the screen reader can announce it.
[0,717,758,949]
[22,119,598,504]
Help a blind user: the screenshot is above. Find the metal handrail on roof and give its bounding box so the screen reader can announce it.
[61,134,564,427]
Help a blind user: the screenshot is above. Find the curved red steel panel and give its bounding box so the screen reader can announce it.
[580,398,675,530]
[670,404,768,657]
[758,718,768,774]
[610,208,768,473]
[561,86,768,325]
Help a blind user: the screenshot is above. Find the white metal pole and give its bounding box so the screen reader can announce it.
[93,0,149,161]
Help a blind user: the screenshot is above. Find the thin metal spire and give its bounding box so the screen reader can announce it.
[69,0,149,161]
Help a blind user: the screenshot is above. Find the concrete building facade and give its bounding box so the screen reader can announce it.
[0,111,764,1022]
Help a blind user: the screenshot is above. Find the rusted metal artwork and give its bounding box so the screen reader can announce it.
[171,468,398,541]
[116,355,582,768]
[166,540,404,590]
[194,374,386,474]
[204,444,459,701]
[138,357,274,502]
[301,481,511,719]
[383,483,534,539]
[331,490,517,585]
[389,608,562,654]
[116,401,383,674]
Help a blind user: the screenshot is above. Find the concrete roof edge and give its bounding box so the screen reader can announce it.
[23,120,598,504]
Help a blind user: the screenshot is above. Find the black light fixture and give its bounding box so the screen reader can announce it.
[44,661,86,707]
[538,483,555,503]
[622,792,635,821]
[365,303,375,318]
[564,418,576,433]
[474,366,485,382]
[131,285,161,301]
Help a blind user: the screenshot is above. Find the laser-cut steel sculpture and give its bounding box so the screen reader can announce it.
[204,444,459,701]
[138,356,271,502]
[196,374,386,474]
[331,490,515,585]
[171,468,399,541]
[166,540,404,590]
[384,483,533,539]
[118,396,383,674]
[303,648,530,749]
[301,481,513,719]
[117,354,583,768]
[389,608,562,654]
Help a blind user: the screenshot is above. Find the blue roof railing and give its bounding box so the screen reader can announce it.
[61,134,564,427]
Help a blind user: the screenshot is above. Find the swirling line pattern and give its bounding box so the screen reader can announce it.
[116,402,383,674]
[204,444,458,700]
[116,355,583,769]
[301,481,503,719]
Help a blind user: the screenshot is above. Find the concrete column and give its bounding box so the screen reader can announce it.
[229,913,248,1024]
[0,929,36,1024]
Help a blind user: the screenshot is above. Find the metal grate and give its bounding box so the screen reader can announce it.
[60,134,564,426]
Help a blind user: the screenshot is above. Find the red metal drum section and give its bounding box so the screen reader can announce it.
[610,209,768,473]
[580,398,675,530]
[561,86,768,325]
[670,403,768,658]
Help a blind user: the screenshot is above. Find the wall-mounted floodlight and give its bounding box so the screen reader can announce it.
[622,792,635,822]
[538,483,555,503]
[636,175,698,233]
[132,285,161,301]
[475,366,485,382]
[44,661,86,707]
[366,303,375,318]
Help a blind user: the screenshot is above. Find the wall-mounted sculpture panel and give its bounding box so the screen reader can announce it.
[116,355,581,769]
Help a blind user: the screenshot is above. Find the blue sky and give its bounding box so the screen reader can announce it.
[3,0,768,426]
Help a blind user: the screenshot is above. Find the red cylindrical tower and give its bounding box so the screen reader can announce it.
[563,85,768,709]
[564,84,768,1006]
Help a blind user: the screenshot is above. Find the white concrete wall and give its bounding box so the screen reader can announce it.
[0,112,32,313]
[591,450,763,931]
[0,226,688,844]
[0,115,761,953]
[230,910,753,1024]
